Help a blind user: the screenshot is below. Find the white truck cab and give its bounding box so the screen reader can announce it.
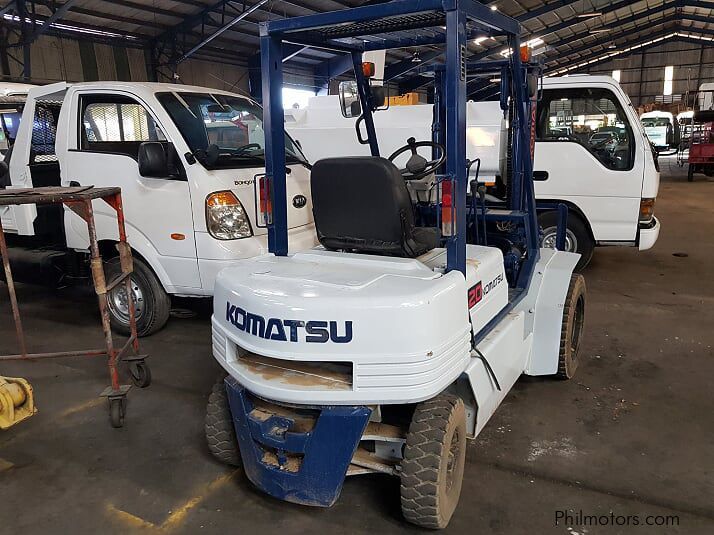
[2,82,316,335]
[640,110,679,152]
[286,75,660,269]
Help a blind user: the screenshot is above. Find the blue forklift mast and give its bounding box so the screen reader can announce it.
[258,0,548,340]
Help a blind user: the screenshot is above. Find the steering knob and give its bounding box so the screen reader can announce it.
[388,138,446,181]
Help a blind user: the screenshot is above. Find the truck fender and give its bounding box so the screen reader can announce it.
[64,208,176,294]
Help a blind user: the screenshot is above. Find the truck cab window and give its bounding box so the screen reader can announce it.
[536,88,634,171]
[81,97,165,159]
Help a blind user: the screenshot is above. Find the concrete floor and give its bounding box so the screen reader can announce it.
[1,157,713,534]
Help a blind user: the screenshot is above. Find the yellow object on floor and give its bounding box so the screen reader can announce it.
[0,376,36,429]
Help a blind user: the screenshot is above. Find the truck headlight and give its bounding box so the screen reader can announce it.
[206,191,252,240]
[639,198,655,223]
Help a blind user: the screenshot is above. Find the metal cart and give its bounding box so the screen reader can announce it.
[0,186,150,427]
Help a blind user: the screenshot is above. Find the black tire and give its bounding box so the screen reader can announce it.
[688,164,694,182]
[400,394,467,529]
[129,361,152,388]
[104,256,171,337]
[539,210,594,271]
[205,376,241,466]
[109,398,125,428]
[556,274,586,380]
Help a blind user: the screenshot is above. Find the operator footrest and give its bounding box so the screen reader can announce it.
[224,376,371,507]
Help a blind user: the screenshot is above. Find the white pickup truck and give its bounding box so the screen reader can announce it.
[286,75,661,269]
[0,82,316,335]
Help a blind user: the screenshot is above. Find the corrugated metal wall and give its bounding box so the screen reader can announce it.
[3,35,251,93]
[584,40,714,107]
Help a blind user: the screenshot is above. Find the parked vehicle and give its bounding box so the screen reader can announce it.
[640,110,680,152]
[1,82,316,336]
[0,83,35,158]
[687,86,714,182]
[286,75,660,269]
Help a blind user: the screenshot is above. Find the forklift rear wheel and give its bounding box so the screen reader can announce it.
[105,257,171,337]
[205,375,241,466]
[400,394,466,529]
[557,274,587,380]
[539,211,594,271]
[688,164,694,182]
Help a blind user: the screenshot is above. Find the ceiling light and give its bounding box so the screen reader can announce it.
[578,12,602,18]
[589,29,610,34]
[491,5,498,11]
[412,51,422,63]
[473,36,489,45]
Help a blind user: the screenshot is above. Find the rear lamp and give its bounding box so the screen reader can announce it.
[206,191,252,240]
[362,61,376,78]
[520,45,532,62]
[441,180,455,236]
[639,198,656,223]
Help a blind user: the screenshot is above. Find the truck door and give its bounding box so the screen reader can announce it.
[534,86,643,242]
[62,91,200,289]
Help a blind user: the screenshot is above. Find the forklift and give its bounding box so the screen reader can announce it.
[205,0,586,528]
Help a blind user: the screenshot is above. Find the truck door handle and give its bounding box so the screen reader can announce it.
[533,171,549,181]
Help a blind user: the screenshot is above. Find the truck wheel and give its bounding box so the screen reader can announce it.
[205,375,241,466]
[687,164,694,182]
[556,274,586,380]
[400,394,466,529]
[539,211,594,271]
[105,256,171,337]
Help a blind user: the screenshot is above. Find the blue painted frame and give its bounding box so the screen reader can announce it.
[259,0,534,279]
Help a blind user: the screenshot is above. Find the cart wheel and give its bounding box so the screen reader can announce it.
[109,398,126,428]
[688,164,694,182]
[556,274,587,379]
[129,361,152,388]
[400,393,466,529]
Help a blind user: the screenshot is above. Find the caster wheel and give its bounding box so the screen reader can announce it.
[130,361,152,388]
[109,397,126,428]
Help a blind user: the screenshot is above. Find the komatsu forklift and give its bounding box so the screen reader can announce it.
[205,0,586,528]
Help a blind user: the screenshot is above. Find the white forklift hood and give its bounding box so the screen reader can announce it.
[212,246,506,405]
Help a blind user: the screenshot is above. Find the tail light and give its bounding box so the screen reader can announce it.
[639,198,656,223]
[442,180,454,236]
[259,176,273,226]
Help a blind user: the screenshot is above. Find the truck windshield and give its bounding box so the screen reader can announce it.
[156,92,307,169]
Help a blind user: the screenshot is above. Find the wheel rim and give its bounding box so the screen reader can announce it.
[571,294,585,358]
[107,278,145,325]
[445,428,461,492]
[542,226,578,253]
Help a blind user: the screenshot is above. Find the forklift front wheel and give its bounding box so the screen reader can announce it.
[205,375,241,467]
[400,394,466,529]
[557,274,587,380]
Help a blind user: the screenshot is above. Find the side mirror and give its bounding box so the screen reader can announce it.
[138,142,169,178]
[339,80,361,118]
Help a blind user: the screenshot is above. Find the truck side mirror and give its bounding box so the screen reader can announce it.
[138,142,170,178]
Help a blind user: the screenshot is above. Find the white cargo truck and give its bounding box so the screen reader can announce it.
[0,82,316,335]
[286,75,661,269]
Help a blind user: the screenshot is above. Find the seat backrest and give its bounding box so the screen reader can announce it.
[311,156,421,256]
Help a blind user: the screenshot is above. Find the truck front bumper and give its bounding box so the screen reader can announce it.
[224,376,370,507]
[638,216,660,251]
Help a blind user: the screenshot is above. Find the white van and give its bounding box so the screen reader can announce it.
[286,75,660,269]
[641,110,679,152]
[1,82,316,335]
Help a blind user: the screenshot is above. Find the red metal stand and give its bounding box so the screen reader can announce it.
[0,186,150,428]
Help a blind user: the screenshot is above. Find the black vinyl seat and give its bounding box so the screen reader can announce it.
[311,156,440,258]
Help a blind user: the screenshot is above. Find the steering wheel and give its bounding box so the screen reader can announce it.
[388,137,446,180]
[234,143,262,154]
